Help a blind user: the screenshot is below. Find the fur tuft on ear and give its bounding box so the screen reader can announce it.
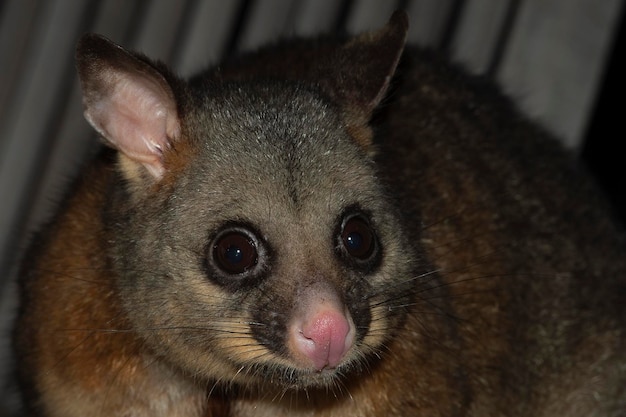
[76,34,181,180]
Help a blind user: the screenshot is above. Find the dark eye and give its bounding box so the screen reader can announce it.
[337,213,380,271]
[205,225,269,290]
[213,231,258,275]
[341,217,375,259]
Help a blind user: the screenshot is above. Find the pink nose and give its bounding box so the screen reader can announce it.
[293,309,354,370]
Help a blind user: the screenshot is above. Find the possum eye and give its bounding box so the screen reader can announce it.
[337,212,381,271]
[342,217,375,259]
[206,225,269,289]
[213,231,258,274]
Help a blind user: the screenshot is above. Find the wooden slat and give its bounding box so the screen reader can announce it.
[345,0,400,34]
[406,0,455,47]
[90,0,148,43]
[291,0,344,36]
[497,0,623,147]
[0,0,42,132]
[176,0,244,75]
[451,0,510,74]
[237,0,298,52]
[131,0,190,61]
[0,0,91,278]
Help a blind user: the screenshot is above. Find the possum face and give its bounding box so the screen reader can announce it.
[75,15,411,390]
[110,83,416,390]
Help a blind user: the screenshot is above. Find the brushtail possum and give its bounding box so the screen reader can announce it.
[14,11,626,417]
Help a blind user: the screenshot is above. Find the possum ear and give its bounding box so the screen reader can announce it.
[334,11,408,121]
[317,11,407,151]
[76,33,181,180]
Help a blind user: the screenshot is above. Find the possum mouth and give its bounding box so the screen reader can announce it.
[244,359,359,390]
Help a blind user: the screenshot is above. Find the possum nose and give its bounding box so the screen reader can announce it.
[293,308,354,371]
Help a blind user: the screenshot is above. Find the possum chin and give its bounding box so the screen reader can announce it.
[249,362,349,390]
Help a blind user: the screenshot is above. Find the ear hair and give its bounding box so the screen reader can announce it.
[335,11,408,123]
[76,34,181,180]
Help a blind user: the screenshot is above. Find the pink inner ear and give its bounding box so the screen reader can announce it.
[84,71,180,179]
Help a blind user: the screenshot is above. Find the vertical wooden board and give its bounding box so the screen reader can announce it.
[291,0,344,36]
[450,0,510,74]
[406,0,454,47]
[89,0,144,42]
[0,0,41,129]
[0,0,90,276]
[345,0,399,34]
[0,278,18,411]
[176,1,243,75]
[497,0,623,148]
[131,0,190,63]
[237,0,297,52]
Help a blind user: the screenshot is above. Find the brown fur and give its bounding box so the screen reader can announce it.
[14,11,626,417]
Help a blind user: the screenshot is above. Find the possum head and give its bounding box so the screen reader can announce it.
[76,12,415,391]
